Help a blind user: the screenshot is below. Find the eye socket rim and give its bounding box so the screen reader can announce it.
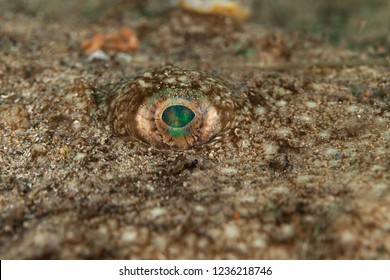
[108,66,236,150]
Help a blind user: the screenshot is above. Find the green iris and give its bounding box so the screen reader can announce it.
[162,105,195,128]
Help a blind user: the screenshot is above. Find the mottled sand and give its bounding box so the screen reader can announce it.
[0,0,389,259]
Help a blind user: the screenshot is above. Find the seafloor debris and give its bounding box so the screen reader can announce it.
[104,66,235,150]
[0,104,30,130]
[177,0,251,19]
[81,27,139,56]
[87,49,110,62]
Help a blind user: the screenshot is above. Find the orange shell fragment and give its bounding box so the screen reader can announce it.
[81,27,139,56]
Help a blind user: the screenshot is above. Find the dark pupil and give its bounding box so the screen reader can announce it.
[162,105,195,128]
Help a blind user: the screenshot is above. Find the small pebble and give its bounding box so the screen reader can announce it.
[224,223,240,239]
[114,52,133,64]
[221,167,238,175]
[87,49,110,62]
[121,231,137,243]
[59,145,69,156]
[31,144,46,158]
[74,153,86,161]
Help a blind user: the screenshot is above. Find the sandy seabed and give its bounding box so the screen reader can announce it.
[0,0,389,259]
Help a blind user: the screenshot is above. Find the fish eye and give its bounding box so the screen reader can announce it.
[161,105,195,128]
[106,66,235,150]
